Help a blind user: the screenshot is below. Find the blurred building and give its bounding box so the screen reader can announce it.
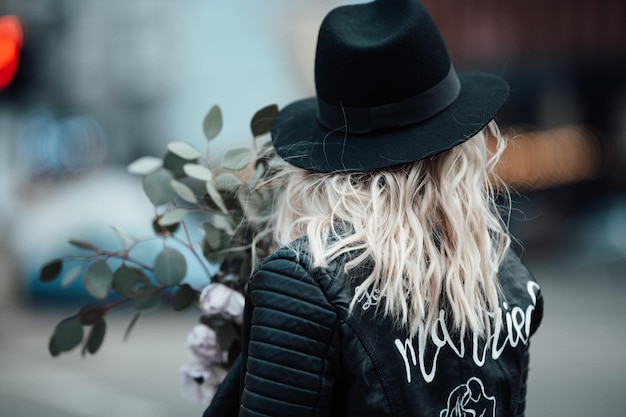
[0,0,624,296]
[424,0,626,177]
[423,0,626,257]
[1,0,175,164]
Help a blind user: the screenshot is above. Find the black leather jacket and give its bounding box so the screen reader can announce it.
[204,238,543,417]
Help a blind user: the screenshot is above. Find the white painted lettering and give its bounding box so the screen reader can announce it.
[394,281,541,384]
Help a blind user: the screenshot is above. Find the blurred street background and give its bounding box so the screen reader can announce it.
[0,1,625,416]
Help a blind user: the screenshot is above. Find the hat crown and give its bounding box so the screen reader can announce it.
[314,0,452,108]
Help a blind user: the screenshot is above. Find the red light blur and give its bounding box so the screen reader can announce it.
[0,15,24,90]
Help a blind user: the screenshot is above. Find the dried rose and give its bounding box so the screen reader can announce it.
[178,362,228,404]
[199,283,245,322]
[187,324,223,364]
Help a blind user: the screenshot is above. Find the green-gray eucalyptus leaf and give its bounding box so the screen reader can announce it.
[172,284,196,311]
[40,259,62,283]
[167,142,201,160]
[209,214,234,234]
[206,181,228,214]
[170,180,198,204]
[132,287,161,310]
[183,163,213,182]
[48,334,60,357]
[203,105,223,141]
[215,173,240,193]
[250,104,278,137]
[127,156,163,175]
[249,163,265,189]
[159,208,189,227]
[154,247,187,286]
[53,317,84,352]
[84,260,113,299]
[222,147,252,171]
[142,168,176,206]
[61,265,82,288]
[112,264,137,296]
[124,312,141,341]
[164,151,196,178]
[85,318,106,355]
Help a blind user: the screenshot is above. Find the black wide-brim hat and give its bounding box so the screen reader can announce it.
[271,0,509,173]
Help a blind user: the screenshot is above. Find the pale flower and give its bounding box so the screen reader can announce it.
[178,362,228,404]
[199,283,245,322]
[187,324,222,364]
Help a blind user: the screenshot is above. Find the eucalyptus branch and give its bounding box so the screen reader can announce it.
[40,102,280,388]
[99,249,155,272]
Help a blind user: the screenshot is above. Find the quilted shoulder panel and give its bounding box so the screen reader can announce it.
[240,247,341,417]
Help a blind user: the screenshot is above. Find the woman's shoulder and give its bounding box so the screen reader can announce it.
[252,237,351,308]
[254,237,315,283]
[498,248,540,292]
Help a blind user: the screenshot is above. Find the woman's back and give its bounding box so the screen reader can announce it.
[238,239,542,417]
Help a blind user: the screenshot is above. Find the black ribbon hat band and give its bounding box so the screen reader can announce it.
[316,66,461,134]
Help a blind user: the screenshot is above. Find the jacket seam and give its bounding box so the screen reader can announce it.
[342,318,401,417]
[312,310,340,417]
[312,254,401,417]
[306,265,342,417]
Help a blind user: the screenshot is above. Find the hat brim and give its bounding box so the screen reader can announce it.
[271,73,509,172]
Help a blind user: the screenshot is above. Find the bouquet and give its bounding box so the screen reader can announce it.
[38,104,282,403]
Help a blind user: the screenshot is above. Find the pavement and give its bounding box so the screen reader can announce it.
[1,255,625,417]
[0,307,207,417]
[525,256,626,417]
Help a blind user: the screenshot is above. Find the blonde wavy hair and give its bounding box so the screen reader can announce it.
[270,121,511,340]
